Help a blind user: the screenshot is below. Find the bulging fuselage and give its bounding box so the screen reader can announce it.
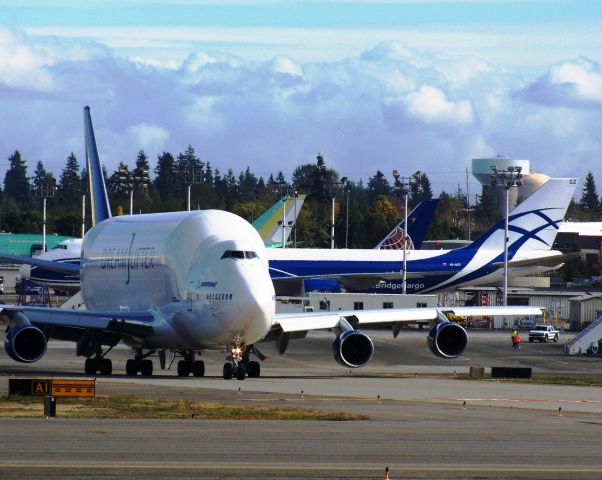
[81,210,275,350]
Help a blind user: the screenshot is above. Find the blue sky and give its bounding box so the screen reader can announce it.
[1,1,602,194]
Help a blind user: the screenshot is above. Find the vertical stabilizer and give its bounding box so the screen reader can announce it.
[376,199,439,250]
[84,106,111,225]
[469,178,577,254]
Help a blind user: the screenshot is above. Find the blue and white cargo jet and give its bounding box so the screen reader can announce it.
[268,177,578,294]
[0,107,545,379]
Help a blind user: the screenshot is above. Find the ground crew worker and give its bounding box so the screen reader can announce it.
[511,329,518,347]
[514,333,522,350]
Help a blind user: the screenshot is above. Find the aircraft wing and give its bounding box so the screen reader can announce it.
[0,304,155,338]
[273,305,543,333]
[492,252,581,269]
[0,253,81,275]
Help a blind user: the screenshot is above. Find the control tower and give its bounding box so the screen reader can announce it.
[472,156,548,217]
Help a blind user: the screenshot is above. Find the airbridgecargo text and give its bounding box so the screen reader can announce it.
[375,282,425,291]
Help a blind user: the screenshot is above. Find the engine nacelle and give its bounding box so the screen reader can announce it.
[332,330,374,368]
[427,322,468,358]
[4,323,47,363]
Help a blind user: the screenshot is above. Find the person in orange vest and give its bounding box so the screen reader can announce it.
[514,332,522,350]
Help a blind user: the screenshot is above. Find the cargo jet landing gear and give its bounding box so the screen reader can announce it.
[125,349,155,376]
[84,348,113,376]
[223,341,262,380]
[175,351,205,377]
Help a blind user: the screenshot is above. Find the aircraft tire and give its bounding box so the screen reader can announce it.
[223,363,233,380]
[236,363,246,381]
[84,358,96,375]
[141,359,153,376]
[192,360,205,377]
[247,361,260,378]
[125,359,138,376]
[100,359,112,376]
[177,360,190,377]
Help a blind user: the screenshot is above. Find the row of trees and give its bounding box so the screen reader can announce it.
[0,148,599,252]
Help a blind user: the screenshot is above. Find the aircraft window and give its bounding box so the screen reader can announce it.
[221,250,257,260]
[221,250,245,259]
[53,244,67,250]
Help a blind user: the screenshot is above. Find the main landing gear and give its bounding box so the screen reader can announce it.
[222,341,261,380]
[84,348,114,375]
[125,349,155,376]
[84,356,112,375]
[175,351,205,377]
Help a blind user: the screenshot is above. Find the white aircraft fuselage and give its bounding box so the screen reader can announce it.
[81,210,275,350]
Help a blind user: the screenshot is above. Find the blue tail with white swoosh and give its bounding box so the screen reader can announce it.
[84,106,111,225]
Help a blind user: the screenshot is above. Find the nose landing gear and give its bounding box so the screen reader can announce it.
[223,341,262,380]
[224,340,246,380]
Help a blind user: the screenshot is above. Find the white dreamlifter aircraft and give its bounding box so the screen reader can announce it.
[0,107,544,380]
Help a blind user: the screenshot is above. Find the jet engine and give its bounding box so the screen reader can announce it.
[332,329,374,368]
[4,323,47,363]
[427,321,468,358]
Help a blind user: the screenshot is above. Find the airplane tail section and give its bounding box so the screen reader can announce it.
[253,194,306,247]
[375,199,438,250]
[470,178,577,255]
[84,106,111,226]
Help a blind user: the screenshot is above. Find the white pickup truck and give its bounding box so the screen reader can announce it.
[528,324,560,343]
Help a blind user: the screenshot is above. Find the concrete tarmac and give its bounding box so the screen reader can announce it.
[2,330,602,479]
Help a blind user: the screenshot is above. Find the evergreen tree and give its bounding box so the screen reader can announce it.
[367,170,390,201]
[133,150,151,212]
[154,152,178,202]
[4,150,31,205]
[579,171,600,217]
[410,171,433,207]
[177,145,204,183]
[58,153,81,205]
[239,167,258,202]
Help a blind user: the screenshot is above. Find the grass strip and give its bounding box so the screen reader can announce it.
[459,374,602,386]
[0,395,367,420]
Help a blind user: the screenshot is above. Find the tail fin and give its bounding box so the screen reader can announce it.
[470,178,577,255]
[252,194,306,247]
[375,199,439,250]
[84,106,111,225]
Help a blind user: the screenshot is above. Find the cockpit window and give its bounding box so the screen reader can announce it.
[53,244,67,250]
[221,250,257,260]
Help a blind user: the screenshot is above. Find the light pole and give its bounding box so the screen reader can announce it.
[292,190,298,248]
[119,166,149,214]
[340,177,349,248]
[490,165,523,306]
[35,180,57,253]
[393,170,420,295]
[178,166,203,211]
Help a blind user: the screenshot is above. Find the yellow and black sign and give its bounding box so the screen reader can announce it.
[52,379,95,397]
[31,380,52,395]
[9,378,95,397]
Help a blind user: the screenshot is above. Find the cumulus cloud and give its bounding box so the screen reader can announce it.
[1,28,601,193]
[523,57,602,108]
[403,85,475,126]
[127,123,170,152]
